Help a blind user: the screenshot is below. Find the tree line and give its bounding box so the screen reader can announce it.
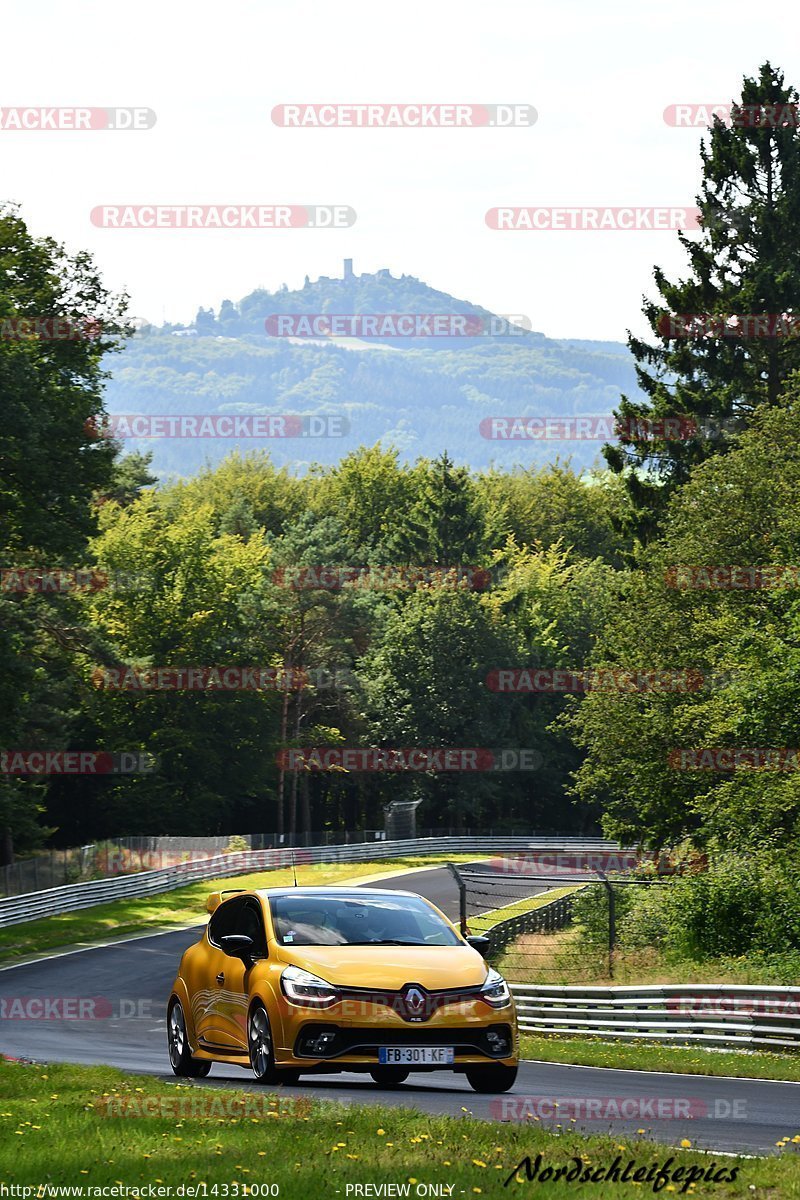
[2,62,800,876]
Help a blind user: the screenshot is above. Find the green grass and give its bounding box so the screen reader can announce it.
[469,887,579,934]
[1,1061,798,1197]
[520,1033,800,1082]
[0,855,483,965]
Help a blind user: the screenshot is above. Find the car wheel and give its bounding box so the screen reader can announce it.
[248,1002,279,1084]
[369,1067,410,1086]
[465,1063,518,1093]
[167,999,211,1077]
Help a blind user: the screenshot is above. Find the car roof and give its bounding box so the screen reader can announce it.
[251,886,418,899]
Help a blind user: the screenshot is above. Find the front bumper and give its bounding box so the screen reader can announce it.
[274,983,518,1070]
[292,1021,516,1065]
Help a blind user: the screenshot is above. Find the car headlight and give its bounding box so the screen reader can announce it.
[479,967,511,1008]
[281,965,340,1008]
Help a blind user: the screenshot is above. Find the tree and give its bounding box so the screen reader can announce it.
[64,497,283,838]
[573,391,800,851]
[361,588,518,831]
[0,205,127,858]
[0,203,126,556]
[476,462,631,565]
[606,63,800,537]
[100,451,157,507]
[391,452,489,566]
[309,446,413,559]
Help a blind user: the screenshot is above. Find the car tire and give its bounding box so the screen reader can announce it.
[167,999,212,1077]
[248,1001,281,1084]
[369,1067,410,1086]
[465,1063,518,1093]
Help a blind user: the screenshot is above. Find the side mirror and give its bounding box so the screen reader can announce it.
[219,934,255,966]
[466,935,491,957]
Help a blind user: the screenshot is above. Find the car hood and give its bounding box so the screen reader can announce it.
[275,943,488,990]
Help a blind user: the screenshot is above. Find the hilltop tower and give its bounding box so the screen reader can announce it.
[343,258,354,280]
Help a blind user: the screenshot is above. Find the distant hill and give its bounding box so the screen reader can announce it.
[103,262,643,476]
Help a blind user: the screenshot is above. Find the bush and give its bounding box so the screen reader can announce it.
[614,852,800,961]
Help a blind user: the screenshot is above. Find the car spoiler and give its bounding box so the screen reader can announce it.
[206,888,245,914]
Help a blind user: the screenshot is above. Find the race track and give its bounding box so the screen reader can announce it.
[0,864,795,1156]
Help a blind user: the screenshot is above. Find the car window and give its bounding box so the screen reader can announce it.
[269,894,460,947]
[208,896,246,946]
[236,898,267,957]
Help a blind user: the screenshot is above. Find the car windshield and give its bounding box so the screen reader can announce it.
[269,894,461,947]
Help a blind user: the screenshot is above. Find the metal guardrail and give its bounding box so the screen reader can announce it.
[0,837,619,928]
[509,983,800,1051]
[483,891,579,954]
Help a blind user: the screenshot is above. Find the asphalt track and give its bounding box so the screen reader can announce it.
[0,863,796,1156]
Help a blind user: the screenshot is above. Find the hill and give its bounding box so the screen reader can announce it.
[102,262,642,476]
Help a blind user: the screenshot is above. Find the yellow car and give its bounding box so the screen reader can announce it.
[167,885,518,1093]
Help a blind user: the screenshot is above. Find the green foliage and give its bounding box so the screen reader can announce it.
[607,63,800,536]
[586,854,800,968]
[570,392,800,851]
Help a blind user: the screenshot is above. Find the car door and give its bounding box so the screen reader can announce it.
[217,898,269,1050]
[194,896,248,1052]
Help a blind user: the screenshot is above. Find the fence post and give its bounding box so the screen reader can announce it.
[446,862,468,936]
[597,870,616,979]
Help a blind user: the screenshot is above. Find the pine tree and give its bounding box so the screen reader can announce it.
[393,452,486,567]
[606,62,800,538]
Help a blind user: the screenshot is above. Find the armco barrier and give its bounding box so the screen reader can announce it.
[509,983,800,1051]
[483,890,580,954]
[0,837,618,928]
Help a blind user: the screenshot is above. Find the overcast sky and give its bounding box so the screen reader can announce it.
[3,0,797,341]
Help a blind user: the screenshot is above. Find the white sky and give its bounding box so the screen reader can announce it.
[3,0,798,341]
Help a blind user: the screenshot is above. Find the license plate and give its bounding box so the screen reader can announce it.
[378,1046,455,1065]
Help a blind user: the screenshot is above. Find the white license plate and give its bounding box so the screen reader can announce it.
[379,1046,455,1065]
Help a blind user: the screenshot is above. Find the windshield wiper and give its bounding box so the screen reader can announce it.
[346,939,425,945]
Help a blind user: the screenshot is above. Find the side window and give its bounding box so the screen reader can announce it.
[208,896,246,947]
[236,899,268,957]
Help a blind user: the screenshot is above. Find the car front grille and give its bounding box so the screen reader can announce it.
[294,1023,513,1060]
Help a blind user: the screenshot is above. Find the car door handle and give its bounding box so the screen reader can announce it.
[215,972,225,985]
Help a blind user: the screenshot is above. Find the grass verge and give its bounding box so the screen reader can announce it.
[1,1060,798,1198]
[0,855,481,966]
[469,887,579,935]
[520,1033,800,1083]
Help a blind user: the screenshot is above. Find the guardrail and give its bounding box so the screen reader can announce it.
[483,891,579,954]
[509,983,800,1051]
[0,836,619,928]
